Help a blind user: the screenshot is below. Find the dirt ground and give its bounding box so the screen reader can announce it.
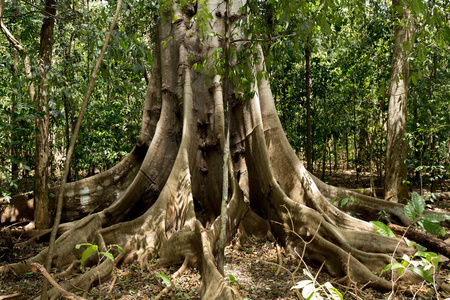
[1,171,449,300]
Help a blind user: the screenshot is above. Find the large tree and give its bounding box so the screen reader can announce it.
[385,0,414,203]
[1,0,430,298]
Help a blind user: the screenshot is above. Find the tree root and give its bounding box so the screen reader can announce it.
[154,285,173,300]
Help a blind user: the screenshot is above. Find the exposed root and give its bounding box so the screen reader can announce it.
[172,256,189,278]
[274,243,282,276]
[42,259,115,300]
[154,284,173,300]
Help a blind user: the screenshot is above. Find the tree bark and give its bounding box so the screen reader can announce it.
[384,0,414,203]
[34,0,57,230]
[305,37,312,172]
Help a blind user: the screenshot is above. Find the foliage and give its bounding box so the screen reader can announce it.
[404,192,450,236]
[381,240,441,284]
[227,274,241,288]
[331,195,360,208]
[373,192,449,288]
[75,243,123,269]
[373,192,449,238]
[1,0,153,186]
[291,268,342,300]
[155,272,172,287]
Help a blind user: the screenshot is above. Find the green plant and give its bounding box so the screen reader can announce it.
[291,268,342,300]
[381,239,441,284]
[155,272,172,287]
[227,274,241,288]
[403,192,449,236]
[75,243,123,269]
[372,192,449,238]
[372,192,450,292]
[331,195,360,208]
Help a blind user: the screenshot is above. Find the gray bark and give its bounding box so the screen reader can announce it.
[385,0,414,203]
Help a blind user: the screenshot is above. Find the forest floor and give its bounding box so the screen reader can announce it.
[1,170,449,300]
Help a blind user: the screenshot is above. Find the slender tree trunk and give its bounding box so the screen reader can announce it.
[345,126,349,170]
[333,134,338,172]
[322,136,326,178]
[384,0,414,203]
[429,55,437,193]
[353,91,359,183]
[217,0,231,276]
[305,37,312,172]
[328,138,332,177]
[10,53,19,190]
[34,0,57,229]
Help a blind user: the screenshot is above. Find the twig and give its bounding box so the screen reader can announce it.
[30,263,87,300]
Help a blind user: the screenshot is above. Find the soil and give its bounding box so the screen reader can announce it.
[1,171,449,300]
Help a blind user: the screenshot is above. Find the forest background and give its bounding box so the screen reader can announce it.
[1,0,448,201]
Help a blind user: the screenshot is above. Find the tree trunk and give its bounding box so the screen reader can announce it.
[305,37,312,172]
[384,0,414,203]
[34,0,57,229]
[1,1,429,298]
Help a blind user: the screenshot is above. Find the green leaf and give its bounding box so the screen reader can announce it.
[421,220,446,236]
[381,262,405,274]
[100,252,114,262]
[340,197,349,207]
[411,0,421,15]
[76,243,92,250]
[80,245,98,268]
[404,203,416,222]
[411,192,425,216]
[418,45,425,62]
[324,282,343,300]
[409,267,433,283]
[371,221,396,237]
[112,244,124,253]
[415,243,427,252]
[156,272,172,287]
[410,74,417,85]
[423,214,450,223]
